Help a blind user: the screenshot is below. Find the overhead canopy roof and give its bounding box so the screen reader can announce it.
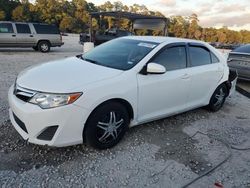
[88,11,168,41]
[90,11,168,21]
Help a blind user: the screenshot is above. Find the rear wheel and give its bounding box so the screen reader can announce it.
[208,84,228,112]
[38,41,50,53]
[84,102,130,149]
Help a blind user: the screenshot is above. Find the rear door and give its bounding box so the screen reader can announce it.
[33,23,61,46]
[15,23,36,46]
[0,22,16,47]
[137,43,191,122]
[186,43,223,107]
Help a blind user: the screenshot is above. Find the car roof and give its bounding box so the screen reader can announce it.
[0,21,53,25]
[232,44,250,54]
[124,36,205,44]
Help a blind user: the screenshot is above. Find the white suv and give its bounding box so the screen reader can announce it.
[8,36,236,149]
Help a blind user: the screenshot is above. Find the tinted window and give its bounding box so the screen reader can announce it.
[211,53,219,63]
[0,23,13,33]
[82,39,158,70]
[232,44,250,53]
[16,24,31,33]
[151,46,187,71]
[33,24,60,34]
[189,46,211,66]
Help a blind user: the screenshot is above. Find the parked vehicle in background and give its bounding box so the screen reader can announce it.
[228,44,250,81]
[80,28,133,45]
[8,37,237,149]
[0,21,64,52]
[210,42,241,50]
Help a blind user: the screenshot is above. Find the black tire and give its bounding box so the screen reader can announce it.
[207,84,228,112]
[84,102,130,149]
[32,46,38,51]
[38,41,50,53]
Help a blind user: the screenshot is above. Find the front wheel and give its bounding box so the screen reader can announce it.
[84,102,130,149]
[207,84,228,112]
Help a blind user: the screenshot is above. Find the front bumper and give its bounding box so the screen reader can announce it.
[8,85,89,147]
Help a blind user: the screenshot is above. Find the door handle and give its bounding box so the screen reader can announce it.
[12,34,16,37]
[181,73,190,79]
[30,35,34,37]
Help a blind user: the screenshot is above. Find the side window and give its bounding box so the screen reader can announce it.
[16,24,31,34]
[0,23,14,33]
[211,53,220,63]
[33,24,60,34]
[189,46,211,66]
[151,46,187,71]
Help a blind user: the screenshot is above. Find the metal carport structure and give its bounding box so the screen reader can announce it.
[88,11,168,42]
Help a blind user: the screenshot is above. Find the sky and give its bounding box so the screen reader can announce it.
[29,0,250,31]
[86,0,250,31]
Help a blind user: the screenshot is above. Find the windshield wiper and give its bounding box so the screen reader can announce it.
[77,55,100,65]
[83,58,100,65]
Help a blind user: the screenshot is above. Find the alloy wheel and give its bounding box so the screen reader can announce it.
[97,111,124,144]
[213,88,226,107]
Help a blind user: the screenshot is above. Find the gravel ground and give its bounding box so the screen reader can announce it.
[0,35,250,188]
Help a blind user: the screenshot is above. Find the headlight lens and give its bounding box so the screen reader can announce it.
[29,92,82,109]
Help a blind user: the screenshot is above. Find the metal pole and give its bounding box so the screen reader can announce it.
[89,16,93,42]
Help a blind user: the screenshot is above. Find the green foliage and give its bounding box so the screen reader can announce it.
[0,10,5,20]
[0,0,20,20]
[1,0,250,43]
[168,15,250,44]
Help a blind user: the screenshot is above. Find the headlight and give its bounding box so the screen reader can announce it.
[29,92,82,109]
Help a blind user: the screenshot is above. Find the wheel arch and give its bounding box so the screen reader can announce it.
[37,39,51,46]
[82,98,134,143]
[88,98,134,121]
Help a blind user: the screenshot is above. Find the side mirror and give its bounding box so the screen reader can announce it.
[147,63,166,74]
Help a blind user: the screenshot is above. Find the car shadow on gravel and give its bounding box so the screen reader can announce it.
[126,108,212,175]
[0,108,211,174]
[0,120,97,173]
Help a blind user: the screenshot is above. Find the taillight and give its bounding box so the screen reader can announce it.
[60,34,62,41]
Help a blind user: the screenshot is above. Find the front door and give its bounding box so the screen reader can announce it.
[137,44,191,123]
[0,23,16,47]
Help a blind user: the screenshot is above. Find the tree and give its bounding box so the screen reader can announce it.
[113,1,123,11]
[12,5,30,21]
[60,16,75,32]
[187,13,201,39]
[0,0,20,20]
[0,10,5,20]
[168,16,189,38]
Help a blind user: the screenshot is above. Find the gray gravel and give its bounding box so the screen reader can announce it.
[0,35,250,188]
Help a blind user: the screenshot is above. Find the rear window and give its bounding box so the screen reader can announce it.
[0,23,13,33]
[189,46,211,67]
[33,24,60,34]
[232,44,250,53]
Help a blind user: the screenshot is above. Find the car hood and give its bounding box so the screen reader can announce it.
[17,56,123,93]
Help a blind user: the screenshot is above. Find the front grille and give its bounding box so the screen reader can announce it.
[14,85,36,102]
[37,126,58,141]
[13,112,28,133]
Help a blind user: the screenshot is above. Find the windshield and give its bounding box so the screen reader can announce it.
[82,38,159,70]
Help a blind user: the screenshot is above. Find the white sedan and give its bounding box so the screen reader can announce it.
[8,36,236,149]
